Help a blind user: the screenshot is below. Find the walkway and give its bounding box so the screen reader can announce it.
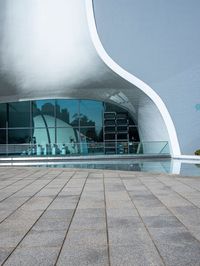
[0,167,200,266]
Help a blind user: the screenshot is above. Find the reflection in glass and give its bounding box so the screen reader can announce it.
[0,104,7,128]
[32,100,55,127]
[8,129,31,144]
[80,100,103,127]
[8,102,30,128]
[129,126,140,142]
[56,127,79,144]
[56,100,79,127]
[104,102,126,113]
[80,127,103,142]
[33,128,55,145]
[0,130,6,144]
[0,99,141,156]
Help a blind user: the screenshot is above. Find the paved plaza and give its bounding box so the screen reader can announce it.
[0,167,200,265]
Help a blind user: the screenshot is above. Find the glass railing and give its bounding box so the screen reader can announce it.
[0,141,169,156]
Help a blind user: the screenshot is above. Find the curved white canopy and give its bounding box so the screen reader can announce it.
[0,0,180,156]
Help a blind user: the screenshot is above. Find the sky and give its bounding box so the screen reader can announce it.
[94,0,200,86]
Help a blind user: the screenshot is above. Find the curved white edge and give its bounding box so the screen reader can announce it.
[85,0,181,157]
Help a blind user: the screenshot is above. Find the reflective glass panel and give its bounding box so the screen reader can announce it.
[32,100,55,127]
[129,126,140,142]
[0,104,7,128]
[8,102,30,128]
[104,102,126,113]
[80,100,103,127]
[0,130,6,144]
[80,127,103,142]
[8,129,31,144]
[56,100,79,127]
[33,127,55,145]
[56,127,79,144]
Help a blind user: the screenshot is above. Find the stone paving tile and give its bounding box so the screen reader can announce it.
[66,228,107,247]
[70,216,106,230]
[57,245,108,266]
[40,208,74,220]
[3,246,60,266]
[142,215,183,228]
[19,230,66,248]
[149,227,200,266]
[32,217,71,232]
[0,167,200,265]
[109,244,164,266]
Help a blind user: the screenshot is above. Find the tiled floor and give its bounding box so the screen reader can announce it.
[0,167,200,266]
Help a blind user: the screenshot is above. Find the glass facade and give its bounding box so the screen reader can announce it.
[0,99,142,156]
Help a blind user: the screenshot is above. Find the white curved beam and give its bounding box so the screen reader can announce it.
[85,0,181,157]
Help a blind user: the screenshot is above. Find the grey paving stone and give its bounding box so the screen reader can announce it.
[3,246,60,266]
[106,207,138,217]
[149,228,200,266]
[78,199,104,209]
[32,217,71,232]
[107,216,143,229]
[136,206,170,216]
[48,198,78,210]
[66,229,107,247]
[106,200,133,209]
[0,248,13,265]
[0,230,25,248]
[109,244,164,266]
[156,195,192,207]
[142,215,183,228]
[21,196,54,210]
[41,209,74,220]
[172,206,200,226]
[108,226,152,246]
[57,245,108,266]
[1,167,200,266]
[75,208,105,218]
[70,216,106,230]
[20,230,65,248]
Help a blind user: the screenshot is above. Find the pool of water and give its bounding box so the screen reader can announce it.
[32,158,200,177]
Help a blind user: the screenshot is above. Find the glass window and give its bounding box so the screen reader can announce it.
[80,127,103,142]
[104,102,126,113]
[129,126,140,142]
[32,100,55,127]
[33,127,55,145]
[56,100,79,127]
[0,130,6,144]
[0,104,7,128]
[80,100,103,127]
[56,127,79,144]
[8,129,31,144]
[8,102,30,128]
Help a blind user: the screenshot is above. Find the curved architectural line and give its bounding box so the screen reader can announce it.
[85,0,181,157]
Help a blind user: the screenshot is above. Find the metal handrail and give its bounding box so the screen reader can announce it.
[0,141,169,156]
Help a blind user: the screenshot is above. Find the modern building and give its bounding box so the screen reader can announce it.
[0,0,199,158]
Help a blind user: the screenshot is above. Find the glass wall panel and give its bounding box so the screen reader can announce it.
[33,127,55,145]
[56,127,79,155]
[104,102,126,113]
[32,100,55,127]
[8,102,30,128]
[56,127,79,144]
[80,100,103,127]
[56,100,79,127]
[0,104,7,128]
[0,130,6,144]
[0,99,141,156]
[80,127,103,142]
[8,129,31,144]
[129,126,140,142]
